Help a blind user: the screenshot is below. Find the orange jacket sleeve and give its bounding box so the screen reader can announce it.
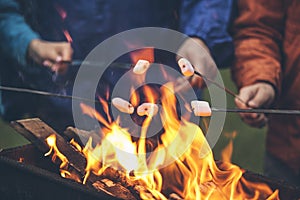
[232,0,284,95]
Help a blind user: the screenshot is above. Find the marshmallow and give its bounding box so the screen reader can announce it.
[133,60,151,74]
[191,100,212,117]
[112,97,134,114]
[178,58,194,77]
[137,103,159,117]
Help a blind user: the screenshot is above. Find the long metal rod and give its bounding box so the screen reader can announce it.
[194,71,249,106]
[0,85,299,115]
[212,108,300,115]
[0,85,98,104]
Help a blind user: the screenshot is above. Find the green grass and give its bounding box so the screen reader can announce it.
[0,119,29,149]
[0,69,266,173]
[204,69,266,173]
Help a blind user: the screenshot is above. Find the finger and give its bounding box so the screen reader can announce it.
[239,111,259,120]
[235,96,251,109]
[59,43,73,62]
[52,63,68,74]
[235,87,256,109]
[189,75,205,88]
[241,113,267,128]
[247,87,270,108]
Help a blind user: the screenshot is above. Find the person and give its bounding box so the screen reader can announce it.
[0,0,234,132]
[232,0,300,186]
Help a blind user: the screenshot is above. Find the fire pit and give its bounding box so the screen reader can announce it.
[2,56,300,199]
[0,144,118,200]
[0,116,297,200]
[1,133,300,199]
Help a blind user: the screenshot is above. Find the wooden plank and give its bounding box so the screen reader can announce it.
[11,118,137,200]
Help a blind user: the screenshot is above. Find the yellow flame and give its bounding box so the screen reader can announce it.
[44,80,279,200]
[45,134,68,169]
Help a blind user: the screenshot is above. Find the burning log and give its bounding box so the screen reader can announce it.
[11,118,154,200]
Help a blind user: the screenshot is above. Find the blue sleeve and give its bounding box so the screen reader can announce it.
[0,0,40,67]
[179,0,234,67]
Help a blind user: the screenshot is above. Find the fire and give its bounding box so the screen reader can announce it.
[45,134,68,169]
[220,131,237,163]
[44,54,279,199]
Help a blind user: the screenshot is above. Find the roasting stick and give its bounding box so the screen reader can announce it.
[191,100,300,117]
[0,85,99,104]
[211,107,300,115]
[0,85,299,115]
[177,58,249,107]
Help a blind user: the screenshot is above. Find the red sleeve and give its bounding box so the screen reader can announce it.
[232,0,284,95]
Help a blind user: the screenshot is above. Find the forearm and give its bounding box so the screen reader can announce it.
[232,0,284,95]
[179,0,234,67]
[0,0,40,67]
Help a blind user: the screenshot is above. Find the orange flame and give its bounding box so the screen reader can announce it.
[129,48,154,64]
[45,134,69,172]
[221,131,238,163]
[45,63,279,199]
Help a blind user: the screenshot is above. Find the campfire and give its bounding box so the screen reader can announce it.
[1,49,289,199]
[12,55,279,199]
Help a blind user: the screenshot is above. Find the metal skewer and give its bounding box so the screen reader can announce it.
[212,108,300,115]
[0,85,299,115]
[193,71,249,106]
[0,85,99,104]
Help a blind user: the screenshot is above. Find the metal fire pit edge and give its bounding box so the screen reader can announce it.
[0,144,120,200]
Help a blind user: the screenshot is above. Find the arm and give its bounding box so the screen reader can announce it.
[0,0,40,67]
[0,0,72,74]
[179,0,234,68]
[178,0,234,88]
[232,0,284,127]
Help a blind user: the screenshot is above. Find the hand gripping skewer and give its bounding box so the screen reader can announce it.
[177,58,249,106]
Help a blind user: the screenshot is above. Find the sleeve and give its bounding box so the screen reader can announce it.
[232,0,284,94]
[0,0,40,67]
[179,0,234,68]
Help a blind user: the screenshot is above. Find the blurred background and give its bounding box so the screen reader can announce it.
[0,68,266,174]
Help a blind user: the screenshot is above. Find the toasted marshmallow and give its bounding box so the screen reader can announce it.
[191,100,212,117]
[178,58,194,77]
[133,60,151,74]
[137,103,159,117]
[112,97,134,114]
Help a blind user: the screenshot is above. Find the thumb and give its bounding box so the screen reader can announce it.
[236,87,255,108]
[248,88,272,108]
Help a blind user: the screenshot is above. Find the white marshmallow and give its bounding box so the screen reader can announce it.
[112,97,134,114]
[133,60,151,74]
[191,100,212,117]
[137,103,159,117]
[178,58,194,77]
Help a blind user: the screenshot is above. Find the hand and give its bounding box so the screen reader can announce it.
[235,82,276,128]
[176,37,217,89]
[28,39,73,74]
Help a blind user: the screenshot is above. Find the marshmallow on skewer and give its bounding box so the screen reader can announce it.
[178,58,194,77]
[112,97,134,114]
[191,100,212,117]
[133,59,151,74]
[137,103,159,117]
